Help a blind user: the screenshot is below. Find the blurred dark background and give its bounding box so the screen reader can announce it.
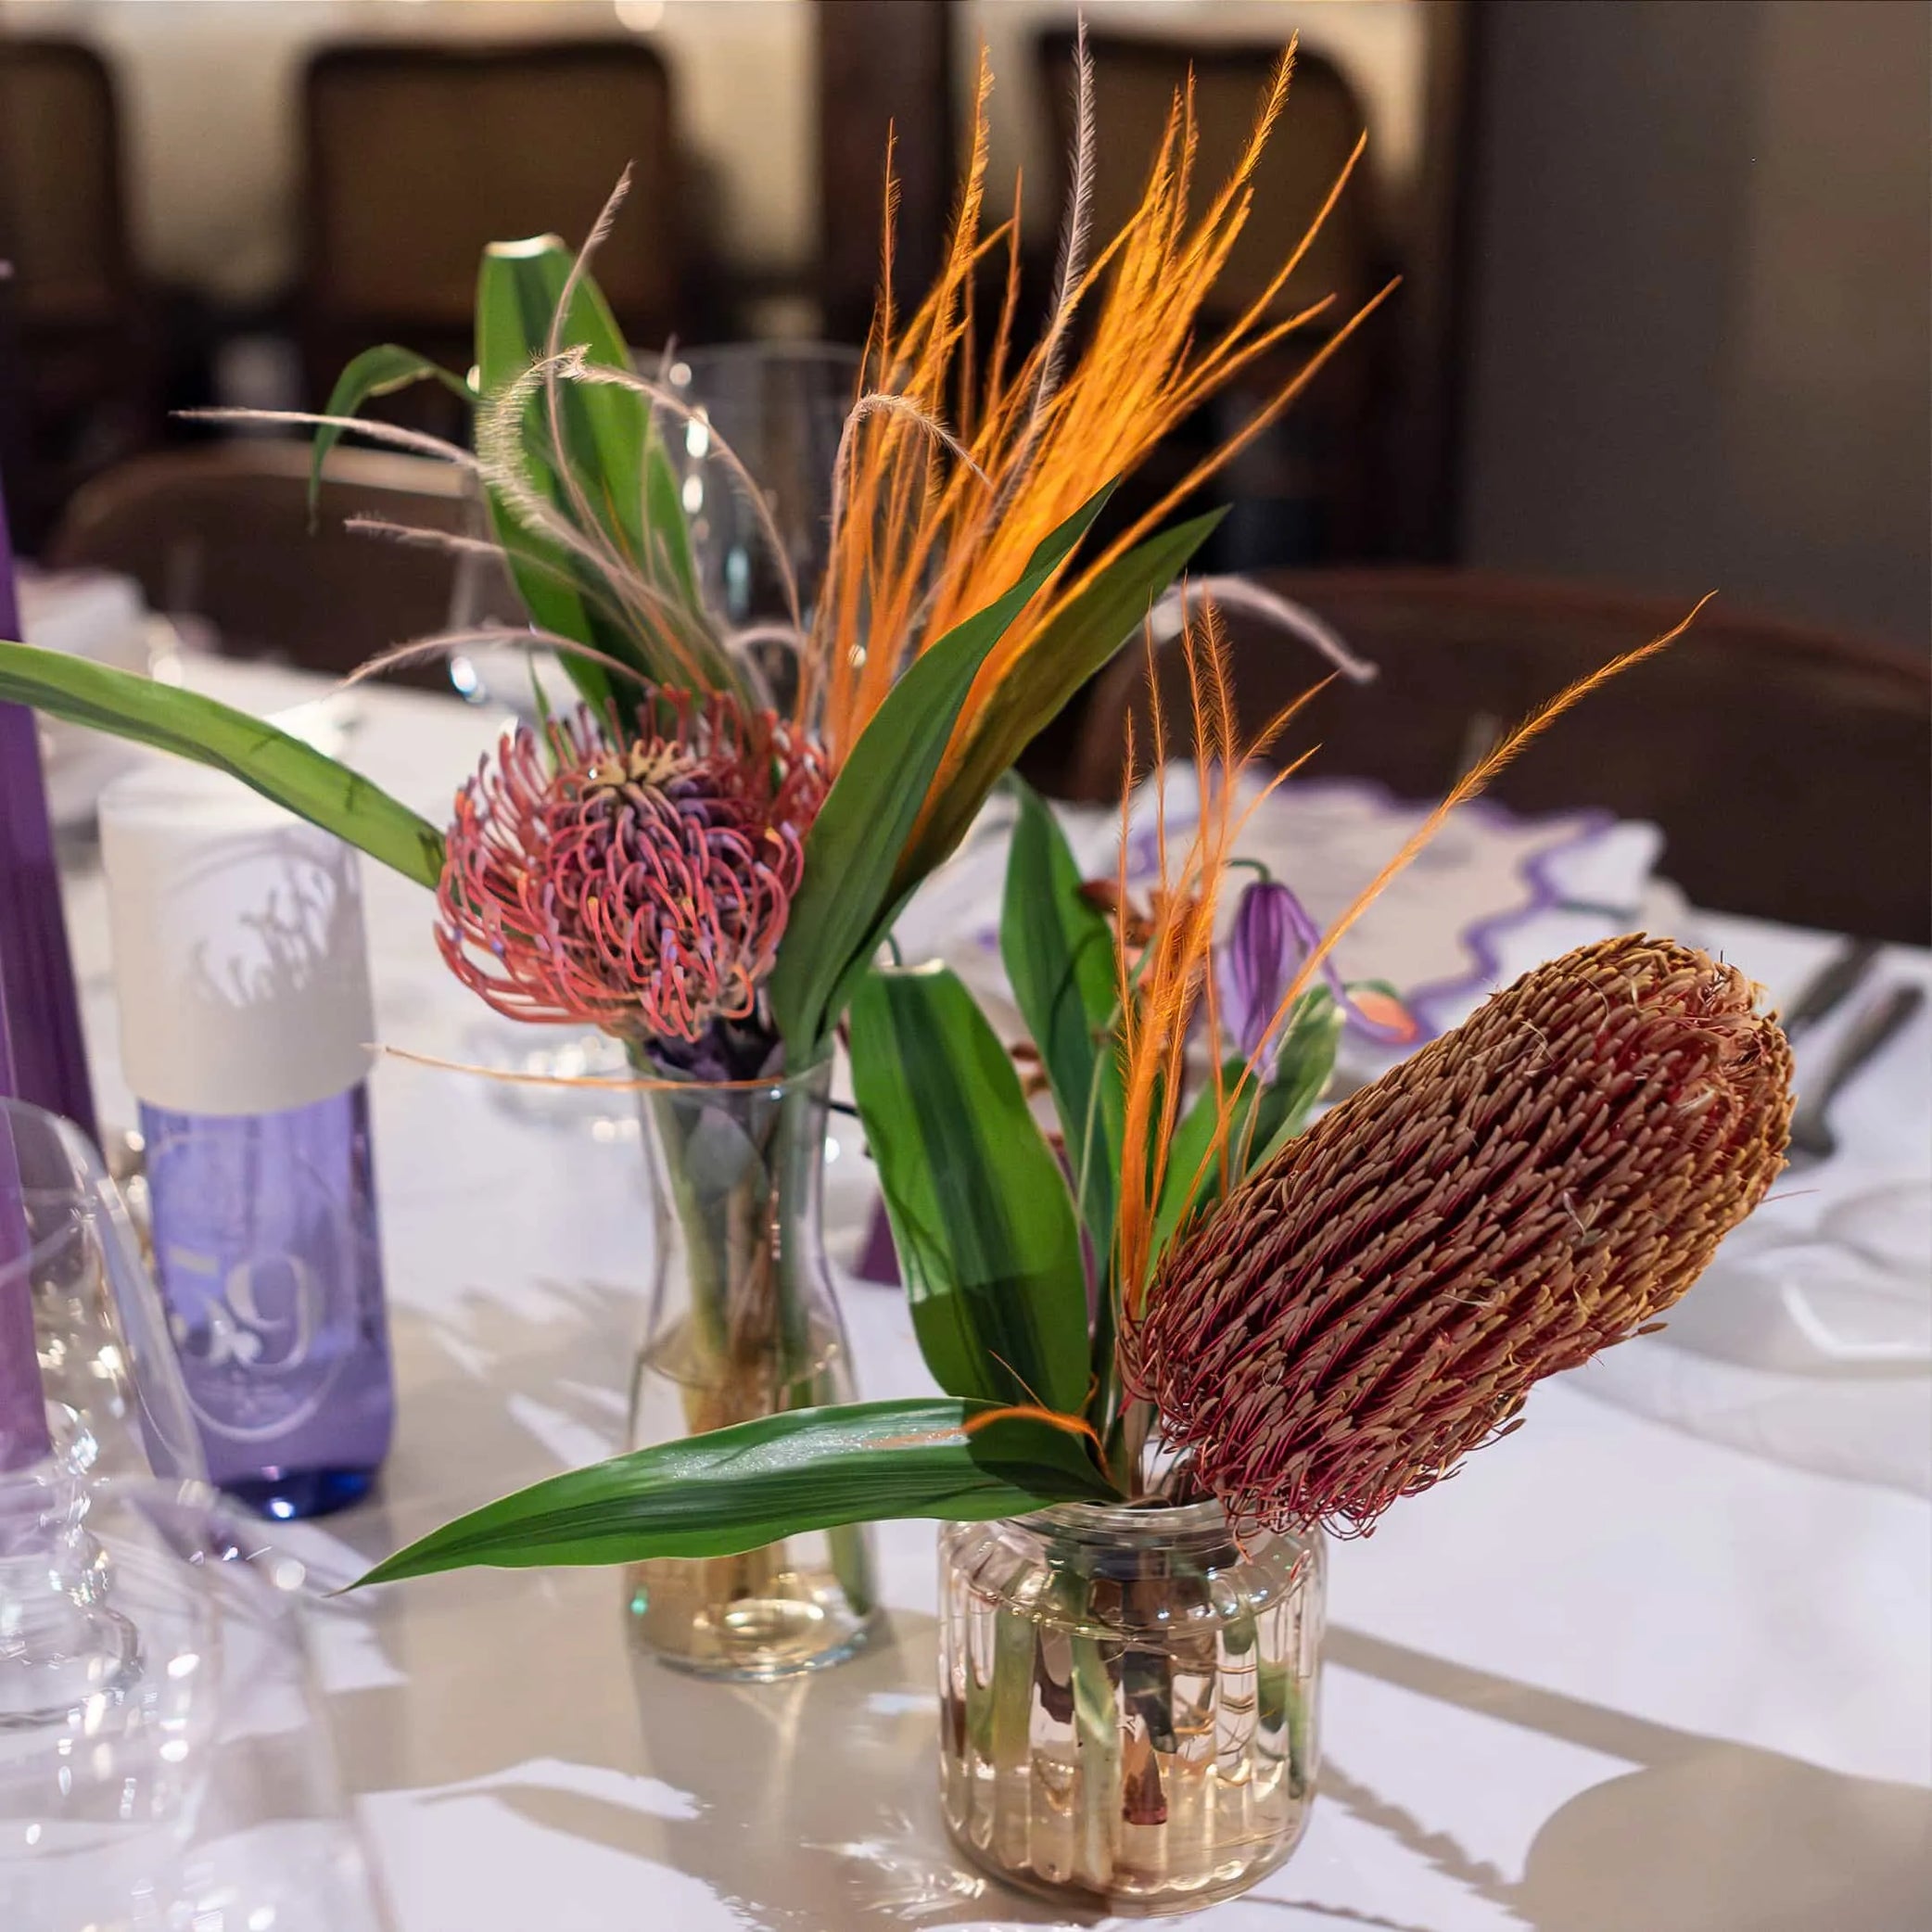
[3,0,1927,934]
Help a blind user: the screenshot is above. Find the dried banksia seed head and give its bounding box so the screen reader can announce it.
[1131,934,1794,1536]
[437,691,826,1042]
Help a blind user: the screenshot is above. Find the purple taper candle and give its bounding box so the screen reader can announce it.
[0,466,66,1469]
[0,465,97,1144]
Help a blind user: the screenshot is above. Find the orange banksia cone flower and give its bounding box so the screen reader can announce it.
[1132,935,1794,1535]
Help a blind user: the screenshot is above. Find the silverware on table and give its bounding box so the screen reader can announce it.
[1786,980,1925,1167]
[1782,936,1883,1039]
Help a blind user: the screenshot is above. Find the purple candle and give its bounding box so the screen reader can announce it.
[0,465,97,1144]
[0,467,65,1471]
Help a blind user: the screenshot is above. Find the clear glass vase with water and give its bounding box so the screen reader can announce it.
[625,1057,878,1678]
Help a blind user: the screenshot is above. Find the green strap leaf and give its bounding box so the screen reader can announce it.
[900,508,1225,883]
[1152,991,1345,1260]
[354,1399,1119,1584]
[476,236,649,566]
[307,343,474,523]
[1152,1056,1258,1264]
[848,963,1091,1416]
[476,239,631,714]
[768,483,1116,1057]
[1249,988,1344,1168]
[475,236,725,710]
[0,642,446,889]
[1000,774,1124,1250]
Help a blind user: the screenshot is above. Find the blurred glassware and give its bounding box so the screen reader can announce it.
[666,343,862,700]
[3,1098,202,1483]
[0,1462,391,1931]
[0,1101,388,1927]
[2,1099,202,1736]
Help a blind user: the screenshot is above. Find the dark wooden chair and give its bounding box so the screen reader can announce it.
[44,440,515,686]
[1035,31,1397,568]
[299,39,686,406]
[0,36,154,543]
[1064,569,1932,943]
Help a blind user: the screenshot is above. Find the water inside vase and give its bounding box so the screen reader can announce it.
[937,1512,1322,1916]
[623,1312,875,1680]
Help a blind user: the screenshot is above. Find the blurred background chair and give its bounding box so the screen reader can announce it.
[44,441,511,685]
[0,36,156,545]
[1063,570,1932,942]
[1036,31,1398,570]
[299,38,692,410]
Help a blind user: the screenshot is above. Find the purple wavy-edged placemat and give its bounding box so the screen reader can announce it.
[1390,794,1618,1037]
[971,775,1621,1038]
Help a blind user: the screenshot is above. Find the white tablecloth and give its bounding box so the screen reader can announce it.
[54,663,1932,1931]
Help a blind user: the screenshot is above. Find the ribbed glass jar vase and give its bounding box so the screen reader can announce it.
[938,1499,1322,1915]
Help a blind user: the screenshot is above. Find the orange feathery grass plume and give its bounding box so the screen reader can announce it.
[1111,603,1325,1315]
[1227,596,1718,1087]
[1111,593,1713,1333]
[808,37,1392,814]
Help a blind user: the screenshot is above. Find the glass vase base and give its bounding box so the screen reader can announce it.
[626,1548,879,1682]
[222,1466,378,1521]
[943,1816,1305,1920]
[938,1504,1324,1916]
[0,1410,150,1730]
[0,1600,142,1731]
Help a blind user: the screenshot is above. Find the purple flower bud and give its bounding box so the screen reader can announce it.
[1220,877,1418,1061]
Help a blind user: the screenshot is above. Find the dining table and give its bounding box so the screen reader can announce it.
[49,649,1932,1932]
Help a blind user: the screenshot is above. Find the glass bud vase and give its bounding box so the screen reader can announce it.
[626,1057,878,1678]
[938,1501,1323,1916]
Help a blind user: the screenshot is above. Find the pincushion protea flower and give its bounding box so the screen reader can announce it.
[1129,934,1794,1535]
[436,690,827,1043]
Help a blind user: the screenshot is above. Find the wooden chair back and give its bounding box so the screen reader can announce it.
[44,441,515,686]
[1066,568,1931,942]
[299,39,681,395]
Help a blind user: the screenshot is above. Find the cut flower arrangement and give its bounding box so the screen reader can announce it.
[1,39,1409,1678]
[0,38,1799,1913]
[347,605,1794,1910]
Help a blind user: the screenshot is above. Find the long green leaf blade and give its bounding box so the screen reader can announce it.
[1152,1057,1255,1264]
[903,509,1225,880]
[1000,775,1124,1249]
[1249,988,1344,1167]
[0,642,446,888]
[355,1399,1118,1584]
[848,963,1090,1416]
[476,235,648,562]
[475,235,731,711]
[307,343,473,522]
[769,484,1116,1055]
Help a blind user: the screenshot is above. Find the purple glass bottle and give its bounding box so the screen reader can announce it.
[99,763,394,1519]
[140,1086,393,1518]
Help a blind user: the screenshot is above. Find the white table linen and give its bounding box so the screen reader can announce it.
[52,659,1932,1931]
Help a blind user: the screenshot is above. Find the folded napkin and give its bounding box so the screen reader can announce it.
[1570,920,1932,1494]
